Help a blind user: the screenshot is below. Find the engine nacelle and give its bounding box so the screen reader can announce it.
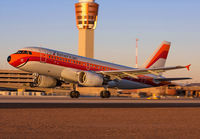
[32,75,57,88]
[78,71,104,87]
[61,68,79,83]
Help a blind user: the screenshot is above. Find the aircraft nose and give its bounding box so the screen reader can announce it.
[7,56,11,63]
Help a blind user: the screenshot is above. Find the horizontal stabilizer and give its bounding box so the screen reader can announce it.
[154,77,192,82]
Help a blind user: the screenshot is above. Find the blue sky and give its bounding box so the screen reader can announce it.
[0,0,200,83]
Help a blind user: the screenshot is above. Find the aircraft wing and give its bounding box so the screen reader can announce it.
[98,65,191,80]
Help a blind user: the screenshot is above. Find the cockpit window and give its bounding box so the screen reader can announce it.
[16,51,23,54]
[15,50,32,55]
[24,51,28,54]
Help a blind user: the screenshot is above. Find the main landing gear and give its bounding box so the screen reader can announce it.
[100,90,111,98]
[70,91,80,98]
[69,84,111,99]
[70,84,80,98]
[100,85,111,98]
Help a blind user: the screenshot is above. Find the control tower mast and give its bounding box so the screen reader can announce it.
[75,0,99,58]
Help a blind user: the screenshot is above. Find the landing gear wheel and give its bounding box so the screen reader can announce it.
[100,90,111,98]
[70,91,80,98]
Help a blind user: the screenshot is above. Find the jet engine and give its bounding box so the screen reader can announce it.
[31,75,58,88]
[78,71,104,87]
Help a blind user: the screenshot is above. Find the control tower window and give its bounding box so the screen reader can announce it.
[77,16,82,19]
[88,21,94,24]
[89,11,96,13]
[76,5,82,8]
[88,16,94,19]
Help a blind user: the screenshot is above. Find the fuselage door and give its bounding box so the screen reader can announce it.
[40,50,47,63]
[86,63,90,71]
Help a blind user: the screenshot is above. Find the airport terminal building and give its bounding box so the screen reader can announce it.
[1,70,200,98]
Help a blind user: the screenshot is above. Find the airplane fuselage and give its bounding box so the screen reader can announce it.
[7,47,170,89]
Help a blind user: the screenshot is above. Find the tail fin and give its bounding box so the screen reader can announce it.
[143,41,171,69]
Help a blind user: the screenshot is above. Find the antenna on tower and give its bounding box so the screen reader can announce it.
[135,38,139,68]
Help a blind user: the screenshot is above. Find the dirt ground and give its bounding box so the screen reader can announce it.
[0,108,200,139]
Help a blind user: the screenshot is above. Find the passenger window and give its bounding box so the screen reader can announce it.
[29,51,32,55]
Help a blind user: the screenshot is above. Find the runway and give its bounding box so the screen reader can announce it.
[0,96,200,138]
[0,96,200,108]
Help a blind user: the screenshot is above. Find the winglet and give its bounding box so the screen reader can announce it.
[185,64,191,71]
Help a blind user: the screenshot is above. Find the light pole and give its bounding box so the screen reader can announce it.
[135,38,139,68]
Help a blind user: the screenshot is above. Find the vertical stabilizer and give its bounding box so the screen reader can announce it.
[143,41,171,69]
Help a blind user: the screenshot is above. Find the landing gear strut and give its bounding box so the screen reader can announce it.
[100,90,111,98]
[70,84,80,98]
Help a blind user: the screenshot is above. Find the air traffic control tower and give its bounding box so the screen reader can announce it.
[75,0,99,58]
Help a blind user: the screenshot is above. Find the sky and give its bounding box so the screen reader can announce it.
[0,0,200,83]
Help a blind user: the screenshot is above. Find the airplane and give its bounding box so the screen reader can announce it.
[7,41,191,98]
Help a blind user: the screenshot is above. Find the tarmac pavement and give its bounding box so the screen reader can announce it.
[0,96,200,138]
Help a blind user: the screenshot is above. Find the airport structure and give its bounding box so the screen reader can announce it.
[0,70,70,96]
[1,70,200,98]
[75,0,99,58]
[0,70,34,85]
